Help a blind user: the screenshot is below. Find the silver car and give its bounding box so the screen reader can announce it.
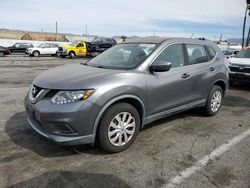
[25,38,229,153]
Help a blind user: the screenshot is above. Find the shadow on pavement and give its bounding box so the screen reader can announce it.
[223,95,250,108]
[229,82,250,92]
[5,111,77,157]
[9,170,131,188]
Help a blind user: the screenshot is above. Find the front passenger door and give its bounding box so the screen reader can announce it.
[146,44,195,116]
[76,43,86,56]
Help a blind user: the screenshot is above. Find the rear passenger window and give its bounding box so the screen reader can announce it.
[207,46,216,59]
[153,44,184,68]
[186,44,209,65]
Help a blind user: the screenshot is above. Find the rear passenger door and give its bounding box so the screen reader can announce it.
[183,44,215,101]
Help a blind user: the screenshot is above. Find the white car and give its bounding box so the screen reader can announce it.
[228,48,250,84]
[26,43,59,57]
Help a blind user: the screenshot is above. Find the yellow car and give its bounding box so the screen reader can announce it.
[58,41,88,58]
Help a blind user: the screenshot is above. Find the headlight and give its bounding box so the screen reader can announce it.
[51,90,94,104]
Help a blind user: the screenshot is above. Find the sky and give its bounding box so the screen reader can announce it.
[0,0,246,39]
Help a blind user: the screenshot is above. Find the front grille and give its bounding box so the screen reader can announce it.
[58,47,63,52]
[229,66,250,73]
[30,85,43,98]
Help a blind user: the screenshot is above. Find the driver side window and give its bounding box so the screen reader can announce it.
[76,43,84,48]
[153,44,184,68]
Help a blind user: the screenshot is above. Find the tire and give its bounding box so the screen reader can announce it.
[203,85,223,116]
[0,52,4,57]
[98,102,140,153]
[33,51,40,57]
[69,51,75,59]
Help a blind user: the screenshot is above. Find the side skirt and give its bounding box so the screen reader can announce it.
[142,99,206,127]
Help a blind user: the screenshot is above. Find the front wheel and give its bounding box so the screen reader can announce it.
[33,51,40,57]
[98,103,140,153]
[203,85,223,116]
[69,51,75,59]
[0,52,4,57]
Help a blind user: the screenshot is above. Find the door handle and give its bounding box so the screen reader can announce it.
[181,73,190,79]
[210,67,216,71]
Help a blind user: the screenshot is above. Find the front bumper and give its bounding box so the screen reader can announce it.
[24,93,101,145]
[57,51,68,56]
[229,73,250,83]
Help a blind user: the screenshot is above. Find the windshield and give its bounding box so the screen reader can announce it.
[87,43,157,70]
[236,49,250,58]
[69,41,80,46]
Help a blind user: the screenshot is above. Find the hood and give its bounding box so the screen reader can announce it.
[230,57,250,66]
[33,64,126,90]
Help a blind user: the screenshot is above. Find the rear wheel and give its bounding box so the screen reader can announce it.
[203,85,223,116]
[98,103,140,153]
[33,51,40,57]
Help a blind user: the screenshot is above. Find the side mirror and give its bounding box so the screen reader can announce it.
[149,61,172,72]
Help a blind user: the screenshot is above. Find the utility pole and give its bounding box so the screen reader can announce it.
[242,1,250,48]
[246,26,250,46]
[56,21,58,34]
[85,24,88,36]
[219,33,223,43]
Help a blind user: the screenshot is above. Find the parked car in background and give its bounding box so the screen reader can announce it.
[223,49,240,59]
[8,43,34,53]
[57,41,88,58]
[26,43,59,57]
[228,48,250,84]
[25,38,228,153]
[89,37,117,52]
[0,46,11,57]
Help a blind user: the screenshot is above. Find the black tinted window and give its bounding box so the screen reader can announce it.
[186,44,209,65]
[207,46,216,59]
[153,44,184,68]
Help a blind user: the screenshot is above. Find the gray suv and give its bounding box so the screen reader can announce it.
[25,38,229,153]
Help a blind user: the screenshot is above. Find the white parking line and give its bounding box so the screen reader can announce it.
[163,127,250,188]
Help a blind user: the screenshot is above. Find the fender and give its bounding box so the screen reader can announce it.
[212,78,229,93]
[91,94,146,137]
